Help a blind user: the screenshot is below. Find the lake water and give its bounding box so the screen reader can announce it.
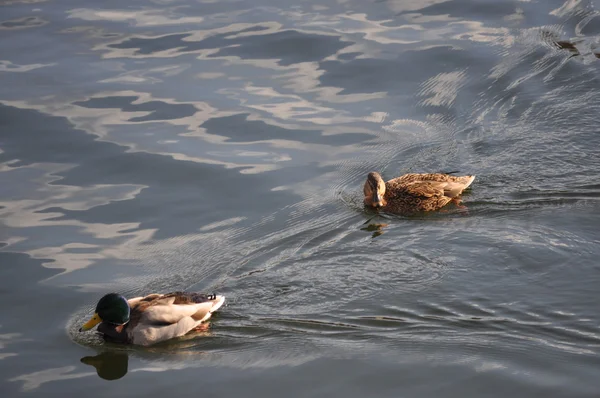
[1,0,600,396]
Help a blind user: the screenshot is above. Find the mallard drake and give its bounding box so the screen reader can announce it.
[79,291,225,346]
[363,171,475,214]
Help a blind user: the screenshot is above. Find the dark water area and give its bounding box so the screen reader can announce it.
[1,0,600,396]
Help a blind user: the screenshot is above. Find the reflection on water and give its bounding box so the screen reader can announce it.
[2,0,600,396]
[81,351,129,381]
[78,323,213,381]
[360,222,389,238]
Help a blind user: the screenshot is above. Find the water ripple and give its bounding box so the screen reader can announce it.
[2,0,600,394]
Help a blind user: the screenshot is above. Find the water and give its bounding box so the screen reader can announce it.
[1,0,600,396]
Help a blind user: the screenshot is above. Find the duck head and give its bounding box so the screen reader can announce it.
[364,172,387,209]
[79,293,130,332]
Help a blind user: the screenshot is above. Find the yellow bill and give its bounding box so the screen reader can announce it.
[79,313,102,332]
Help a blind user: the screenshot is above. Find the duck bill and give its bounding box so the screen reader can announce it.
[79,313,102,332]
[372,193,384,208]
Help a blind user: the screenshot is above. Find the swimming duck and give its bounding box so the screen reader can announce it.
[79,291,225,346]
[363,171,475,214]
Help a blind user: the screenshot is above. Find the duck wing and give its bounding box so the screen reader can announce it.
[398,181,447,198]
[129,292,225,346]
[390,173,443,184]
[391,174,475,198]
[138,292,225,325]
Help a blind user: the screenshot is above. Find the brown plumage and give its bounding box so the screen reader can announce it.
[363,171,475,214]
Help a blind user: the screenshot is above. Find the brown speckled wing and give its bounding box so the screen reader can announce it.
[378,172,473,214]
[400,181,445,198]
[392,173,457,184]
[383,180,452,214]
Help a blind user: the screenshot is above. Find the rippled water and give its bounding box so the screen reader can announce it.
[2,0,600,396]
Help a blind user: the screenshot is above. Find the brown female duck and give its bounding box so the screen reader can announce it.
[363,171,475,214]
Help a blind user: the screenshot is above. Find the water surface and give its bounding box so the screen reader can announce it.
[1,0,600,396]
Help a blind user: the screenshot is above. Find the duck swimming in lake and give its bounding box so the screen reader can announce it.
[363,171,475,214]
[79,292,225,346]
